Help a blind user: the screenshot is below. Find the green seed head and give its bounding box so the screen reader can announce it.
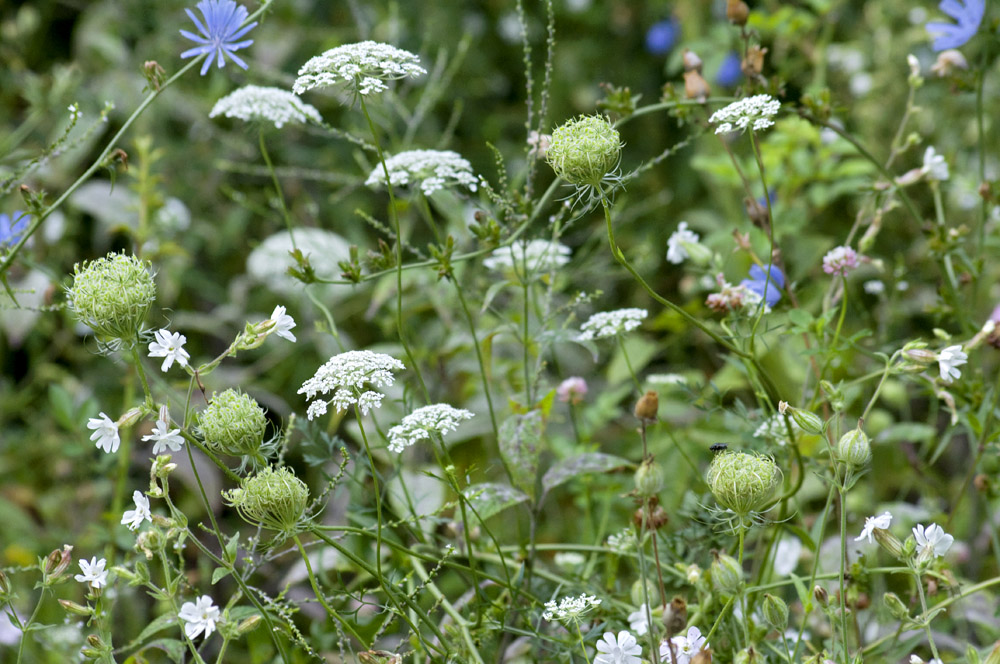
[710,551,744,596]
[762,593,789,632]
[546,115,622,188]
[707,451,780,516]
[68,252,156,343]
[223,466,309,535]
[634,457,665,497]
[836,429,871,468]
[199,389,267,458]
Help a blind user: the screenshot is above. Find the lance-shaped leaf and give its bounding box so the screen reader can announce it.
[541,452,632,501]
[499,410,544,500]
[462,482,530,521]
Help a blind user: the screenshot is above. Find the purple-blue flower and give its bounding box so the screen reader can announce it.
[180,0,257,76]
[926,0,984,51]
[0,211,29,248]
[716,52,742,86]
[741,264,784,307]
[645,19,679,55]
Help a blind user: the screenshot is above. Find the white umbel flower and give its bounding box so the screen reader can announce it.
[387,404,474,453]
[87,412,121,454]
[577,308,648,341]
[542,593,602,624]
[209,85,321,128]
[148,329,190,372]
[666,221,701,264]
[298,350,405,419]
[937,344,967,383]
[365,150,478,196]
[855,510,893,544]
[293,41,426,96]
[179,595,220,640]
[74,556,109,589]
[709,94,781,134]
[912,523,954,558]
[482,239,572,273]
[121,490,152,532]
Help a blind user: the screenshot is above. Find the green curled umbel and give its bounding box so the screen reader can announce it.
[223,466,309,536]
[67,252,156,343]
[199,389,267,460]
[707,451,780,517]
[546,115,622,189]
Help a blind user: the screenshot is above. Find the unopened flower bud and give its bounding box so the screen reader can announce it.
[199,389,267,458]
[68,252,156,343]
[883,591,909,620]
[237,614,262,635]
[546,115,622,188]
[634,390,659,421]
[711,551,744,596]
[60,599,93,616]
[0,570,8,595]
[873,527,905,560]
[707,451,780,516]
[742,46,767,77]
[118,407,143,428]
[691,652,713,664]
[87,634,105,649]
[762,593,789,632]
[820,380,845,411]
[836,428,871,468]
[630,577,657,606]
[143,60,166,90]
[812,585,828,607]
[726,0,750,25]
[684,70,711,102]
[663,596,688,637]
[43,544,73,580]
[735,646,760,664]
[223,466,309,537]
[779,401,824,435]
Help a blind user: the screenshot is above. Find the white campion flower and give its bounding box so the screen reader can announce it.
[666,221,700,264]
[74,556,109,589]
[209,85,321,129]
[542,594,602,624]
[627,604,650,636]
[387,403,474,453]
[660,625,708,664]
[855,510,893,544]
[293,41,426,96]
[365,150,478,196]
[179,595,221,640]
[937,345,967,383]
[268,305,297,342]
[912,523,954,559]
[921,146,950,182]
[482,239,572,274]
[121,490,152,532]
[298,350,405,420]
[148,329,190,372]
[709,94,781,134]
[577,308,648,341]
[87,412,121,454]
[595,630,642,664]
[142,405,184,455]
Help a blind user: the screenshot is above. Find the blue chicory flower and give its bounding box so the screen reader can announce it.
[741,264,784,307]
[645,19,679,55]
[716,52,743,86]
[926,0,984,51]
[0,211,29,248]
[180,0,257,76]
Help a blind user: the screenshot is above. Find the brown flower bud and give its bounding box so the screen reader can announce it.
[742,45,768,77]
[663,596,688,636]
[648,505,669,530]
[634,390,659,421]
[726,0,750,25]
[691,651,714,664]
[684,70,712,102]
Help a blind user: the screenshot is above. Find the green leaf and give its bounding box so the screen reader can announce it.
[224,533,239,562]
[541,453,632,500]
[498,411,544,501]
[211,566,231,585]
[874,423,935,445]
[787,308,813,332]
[462,483,529,521]
[48,384,77,432]
[141,638,186,662]
[128,611,178,648]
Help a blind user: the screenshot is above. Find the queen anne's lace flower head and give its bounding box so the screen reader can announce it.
[299,350,405,419]
[577,308,648,341]
[365,150,478,197]
[482,239,572,274]
[542,593,602,624]
[210,85,321,128]
[293,41,426,97]
[387,404,474,453]
[709,94,781,134]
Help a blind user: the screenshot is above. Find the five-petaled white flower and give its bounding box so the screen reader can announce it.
[921,146,950,182]
[148,329,191,372]
[269,305,297,342]
[660,625,708,663]
[142,405,184,455]
[87,412,121,454]
[912,523,954,559]
[74,556,109,589]
[121,490,152,532]
[179,595,221,640]
[855,510,893,544]
[595,630,643,664]
[937,345,967,383]
[666,221,701,264]
[627,604,650,636]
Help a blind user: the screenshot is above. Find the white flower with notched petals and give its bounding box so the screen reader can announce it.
[921,146,950,182]
[912,523,954,558]
[148,329,190,372]
[269,305,297,342]
[855,510,893,544]
[660,625,708,663]
[937,345,967,383]
[121,490,152,532]
[666,221,701,264]
[179,595,220,640]
[387,404,474,453]
[628,604,650,636]
[87,412,121,454]
[74,557,109,589]
[595,630,642,664]
[142,405,184,455]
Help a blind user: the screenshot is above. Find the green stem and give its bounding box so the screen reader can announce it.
[574,623,593,664]
[258,131,297,252]
[912,564,941,661]
[618,335,642,394]
[737,527,751,648]
[838,486,850,664]
[410,557,485,664]
[15,587,48,664]
[451,276,499,441]
[292,534,368,646]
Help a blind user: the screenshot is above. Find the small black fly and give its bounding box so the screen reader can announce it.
[710,443,729,452]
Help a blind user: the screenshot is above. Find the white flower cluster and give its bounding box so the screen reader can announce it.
[542,593,602,623]
[209,85,322,129]
[577,308,648,341]
[606,528,636,553]
[365,150,478,196]
[709,94,781,134]
[387,403,474,453]
[293,41,426,96]
[298,350,405,420]
[482,239,572,273]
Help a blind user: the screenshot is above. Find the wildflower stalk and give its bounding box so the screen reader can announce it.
[522,275,533,404]
[930,182,961,304]
[410,556,486,664]
[304,286,344,351]
[353,405,387,586]
[450,276,499,440]
[838,485,850,664]
[910,561,942,662]
[737,526,752,649]
[15,586,49,664]
[291,534,368,646]
[157,550,208,664]
[574,622,593,664]
[618,335,642,394]
[746,129,777,351]
[258,131,298,252]
[636,508,659,659]
[791,483,836,661]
